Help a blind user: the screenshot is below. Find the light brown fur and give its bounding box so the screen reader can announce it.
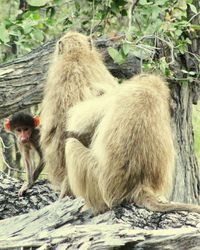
[66,74,200,214]
[40,32,118,194]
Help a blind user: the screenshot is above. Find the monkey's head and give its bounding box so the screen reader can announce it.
[56,32,93,57]
[4,112,40,144]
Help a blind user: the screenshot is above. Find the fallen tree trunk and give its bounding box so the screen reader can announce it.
[0,172,200,249]
[0,193,200,249]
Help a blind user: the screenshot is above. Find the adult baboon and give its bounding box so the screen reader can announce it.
[40,31,118,195]
[65,74,200,214]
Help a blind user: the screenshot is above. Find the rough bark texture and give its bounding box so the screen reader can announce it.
[169,0,200,204]
[0,171,57,220]
[170,83,200,204]
[1,173,200,249]
[0,176,200,249]
[0,40,54,118]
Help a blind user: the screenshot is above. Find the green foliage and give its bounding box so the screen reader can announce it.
[106,0,199,84]
[0,0,78,61]
[108,42,130,65]
[0,0,199,85]
[27,0,49,7]
[0,23,10,44]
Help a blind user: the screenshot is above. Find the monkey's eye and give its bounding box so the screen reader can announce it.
[16,127,29,132]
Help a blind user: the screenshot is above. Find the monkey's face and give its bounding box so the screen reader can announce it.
[15,126,32,144]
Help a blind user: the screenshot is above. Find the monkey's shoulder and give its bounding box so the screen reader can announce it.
[31,128,40,140]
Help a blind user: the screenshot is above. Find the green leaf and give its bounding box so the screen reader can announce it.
[4,18,13,28]
[63,17,72,26]
[31,29,44,42]
[19,21,33,34]
[191,24,200,31]
[159,57,170,76]
[152,6,160,20]
[110,2,119,15]
[185,38,192,44]
[75,1,80,11]
[0,23,10,44]
[108,47,125,65]
[115,0,127,7]
[189,4,197,14]
[46,7,56,18]
[181,69,189,74]
[27,0,48,7]
[180,79,188,86]
[121,9,127,16]
[188,71,196,76]
[122,43,130,56]
[54,0,62,3]
[175,29,182,37]
[139,0,152,5]
[32,12,40,20]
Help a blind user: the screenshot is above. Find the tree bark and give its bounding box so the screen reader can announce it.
[0,171,57,220]
[0,39,54,119]
[170,1,200,204]
[0,185,200,249]
[171,83,200,204]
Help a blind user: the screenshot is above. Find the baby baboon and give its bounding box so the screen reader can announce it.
[4,112,44,196]
[40,31,118,195]
[65,74,200,214]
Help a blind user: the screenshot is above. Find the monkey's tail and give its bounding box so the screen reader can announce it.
[138,191,200,214]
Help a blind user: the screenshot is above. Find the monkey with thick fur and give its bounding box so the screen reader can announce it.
[41,31,200,214]
[4,112,44,196]
[65,74,200,214]
[40,32,118,196]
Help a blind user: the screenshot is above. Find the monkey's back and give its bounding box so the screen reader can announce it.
[40,31,118,193]
[92,75,175,207]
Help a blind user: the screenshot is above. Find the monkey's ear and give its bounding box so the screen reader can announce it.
[4,118,11,131]
[58,40,64,55]
[34,115,40,128]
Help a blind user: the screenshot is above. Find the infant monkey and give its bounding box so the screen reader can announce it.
[4,112,44,196]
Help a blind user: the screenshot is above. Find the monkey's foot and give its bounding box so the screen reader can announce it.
[18,182,32,197]
[156,195,169,204]
[80,204,89,212]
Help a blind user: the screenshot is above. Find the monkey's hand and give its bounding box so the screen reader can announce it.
[18,182,32,197]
